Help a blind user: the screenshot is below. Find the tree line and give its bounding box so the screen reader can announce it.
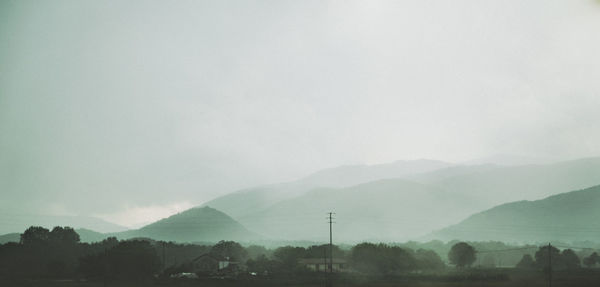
[516,245,599,270]
[1,226,599,282]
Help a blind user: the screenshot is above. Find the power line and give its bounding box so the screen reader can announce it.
[553,245,599,250]
[476,246,539,253]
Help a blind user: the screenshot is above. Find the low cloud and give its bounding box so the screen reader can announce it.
[95,201,195,228]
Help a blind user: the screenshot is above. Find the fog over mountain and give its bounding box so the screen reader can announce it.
[203,159,451,219]
[1,0,600,230]
[204,157,600,242]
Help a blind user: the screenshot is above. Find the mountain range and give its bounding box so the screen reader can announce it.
[203,157,600,242]
[0,207,254,244]
[202,159,452,219]
[3,157,600,244]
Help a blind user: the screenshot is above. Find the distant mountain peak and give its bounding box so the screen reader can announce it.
[113,206,257,243]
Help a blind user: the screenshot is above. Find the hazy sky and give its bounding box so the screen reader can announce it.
[1,0,599,227]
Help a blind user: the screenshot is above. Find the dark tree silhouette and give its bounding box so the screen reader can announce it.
[305,244,345,259]
[13,226,84,277]
[49,226,80,245]
[20,226,50,246]
[350,243,380,274]
[80,240,160,280]
[516,254,536,269]
[561,249,581,269]
[246,254,281,274]
[273,246,306,269]
[415,249,445,270]
[210,240,248,262]
[535,245,561,271]
[583,252,599,268]
[448,242,476,268]
[245,245,271,260]
[350,243,416,274]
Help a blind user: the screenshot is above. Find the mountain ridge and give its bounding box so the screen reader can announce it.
[205,157,600,242]
[429,185,600,243]
[112,206,258,243]
[202,159,454,219]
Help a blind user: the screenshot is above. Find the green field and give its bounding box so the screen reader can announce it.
[3,269,600,287]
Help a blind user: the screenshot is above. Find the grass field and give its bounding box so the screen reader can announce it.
[3,269,600,287]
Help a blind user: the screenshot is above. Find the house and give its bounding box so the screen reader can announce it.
[298,258,347,272]
[192,254,243,275]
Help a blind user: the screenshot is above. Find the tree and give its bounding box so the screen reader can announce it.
[516,254,535,269]
[273,246,306,269]
[305,244,345,259]
[0,242,25,278]
[20,226,50,246]
[246,245,270,260]
[210,241,248,262]
[49,226,80,245]
[246,254,281,274]
[349,243,380,274]
[349,243,417,274]
[15,226,84,278]
[385,246,417,272]
[415,249,445,270]
[535,245,561,271]
[583,252,599,268]
[448,242,476,268]
[105,240,160,279]
[561,249,581,269]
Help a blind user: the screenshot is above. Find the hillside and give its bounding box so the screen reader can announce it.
[238,178,469,242]
[0,214,129,235]
[299,159,453,187]
[76,228,112,243]
[413,157,600,210]
[430,185,600,242]
[223,157,600,242]
[203,159,453,218]
[22,157,595,244]
[114,206,257,243]
[0,233,20,244]
[0,207,259,244]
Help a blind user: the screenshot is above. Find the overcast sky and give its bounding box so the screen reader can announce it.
[1,0,600,227]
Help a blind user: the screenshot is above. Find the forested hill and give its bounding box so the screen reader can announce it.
[114,206,258,243]
[430,185,600,242]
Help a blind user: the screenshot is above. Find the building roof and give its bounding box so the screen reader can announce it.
[192,253,225,262]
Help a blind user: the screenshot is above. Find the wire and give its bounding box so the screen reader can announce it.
[553,245,599,250]
[476,246,539,253]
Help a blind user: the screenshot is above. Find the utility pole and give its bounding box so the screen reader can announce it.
[327,212,335,273]
[548,243,552,287]
[326,212,335,287]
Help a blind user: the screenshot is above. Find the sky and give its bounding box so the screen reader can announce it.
[1,0,600,228]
